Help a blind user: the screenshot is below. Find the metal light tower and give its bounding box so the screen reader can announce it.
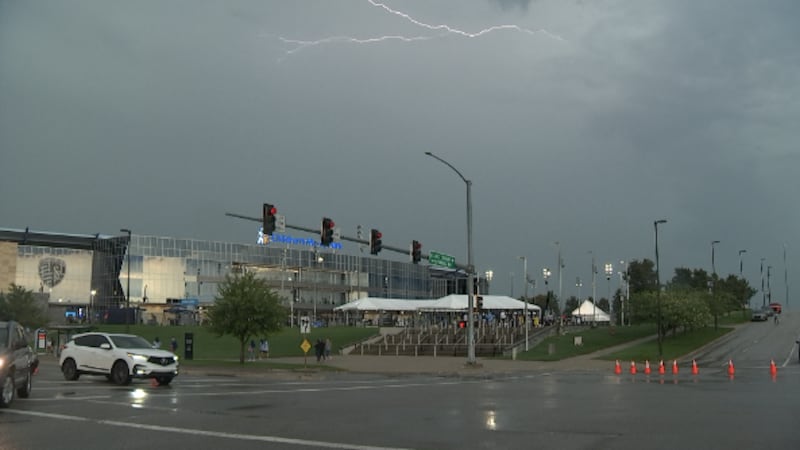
[761,258,766,308]
[654,219,667,358]
[711,240,720,329]
[120,228,132,332]
[605,262,613,324]
[783,245,789,308]
[542,267,552,319]
[519,256,529,351]
[425,151,476,365]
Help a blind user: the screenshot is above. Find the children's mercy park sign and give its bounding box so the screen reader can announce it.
[257,228,342,250]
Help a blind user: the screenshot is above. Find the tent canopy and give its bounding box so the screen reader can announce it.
[334,295,541,312]
[570,299,610,322]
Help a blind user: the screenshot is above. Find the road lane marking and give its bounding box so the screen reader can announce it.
[3,409,415,450]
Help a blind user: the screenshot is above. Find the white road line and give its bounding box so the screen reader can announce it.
[3,409,415,450]
[781,342,797,368]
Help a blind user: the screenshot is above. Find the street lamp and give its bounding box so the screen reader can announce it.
[314,255,324,322]
[589,251,597,326]
[767,265,772,304]
[654,219,667,359]
[120,228,132,332]
[425,151,476,365]
[605,262,613,324]
[711,240,720,329]
[89,289,96,323]
[760,258,766,308]
[542,267,552,321]
[619,260,629,326]
[519,256,529,351]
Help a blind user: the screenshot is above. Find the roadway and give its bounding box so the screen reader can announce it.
[1,314,799,450]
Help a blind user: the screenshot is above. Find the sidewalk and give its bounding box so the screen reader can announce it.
[263,353,613,376]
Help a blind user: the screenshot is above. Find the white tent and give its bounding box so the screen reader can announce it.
[334,295,541,313]
[571,299,610,323]
[425,295,542,313]
[333,297,428,312]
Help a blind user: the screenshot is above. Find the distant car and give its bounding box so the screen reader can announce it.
[769,303,782,314]
[751,310,769,321]
[0,321,39,408]
[59,332,178,386]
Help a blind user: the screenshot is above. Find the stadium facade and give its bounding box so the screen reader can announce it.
[0,227,480,325]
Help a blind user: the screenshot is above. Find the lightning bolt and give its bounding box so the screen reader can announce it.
[278,0,565,56]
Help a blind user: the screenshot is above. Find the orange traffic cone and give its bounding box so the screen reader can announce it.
[727,360,735,376]
[769,360,777,377]
[691,359,699,375]
[658,360,666,375]
[614,360,622,375]
[630,360,637,374]
[672,360,679,375]
[644,360,652,375]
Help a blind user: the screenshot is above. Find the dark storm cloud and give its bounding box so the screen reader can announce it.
[1,0,797,302]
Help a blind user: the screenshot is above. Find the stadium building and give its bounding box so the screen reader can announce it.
[0,227,481,325]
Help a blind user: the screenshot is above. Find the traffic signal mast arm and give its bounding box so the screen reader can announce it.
[225,211,469,270]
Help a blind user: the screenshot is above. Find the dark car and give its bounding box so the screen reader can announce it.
[0,321,39,407]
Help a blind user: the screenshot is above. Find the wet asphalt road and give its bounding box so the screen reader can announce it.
[2,317,799,450]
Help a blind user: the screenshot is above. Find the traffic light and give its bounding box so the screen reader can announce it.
[320,217,335,246]
[369,229,383,255]
[262,203,277,235]
[411,240,422,264]
[476,296,484,311]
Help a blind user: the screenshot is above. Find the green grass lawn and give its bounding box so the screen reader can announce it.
[516,324,656,361]
[517,310,749,362]
[600,327,732,362]
[90,324,379,361]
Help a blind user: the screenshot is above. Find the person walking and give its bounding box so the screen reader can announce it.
[152,337,161,349]
[314,338,325,363]
[259,338,269,359]
[324,337,332,360]
[248,339,257,361]
[170,337,178,353]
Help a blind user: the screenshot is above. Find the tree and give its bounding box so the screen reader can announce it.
[0,284,48,328]
[207,272,287,364]
[627,259,657,294]
[563,296,579,314]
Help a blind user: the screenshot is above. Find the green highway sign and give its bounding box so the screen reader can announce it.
[428,250,456,269]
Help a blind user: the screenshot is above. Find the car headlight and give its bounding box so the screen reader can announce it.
[0,358,4,369]
[127,353,149,361]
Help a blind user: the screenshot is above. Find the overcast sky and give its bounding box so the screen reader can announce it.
[1,0,798,303]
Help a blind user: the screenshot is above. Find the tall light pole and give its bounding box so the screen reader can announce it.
[738,250,746,278]
[767,265,773,305]
[575,277,582,302]
[783,245,788,308]
[605,262,613,324]
[519,256,529,350]
[485,270,493,294]
[542,268,552,322]
[589,251,597,326]
[120,228,132,332]
[555,242,563,317]
[760,258,766,308]
[711,240,720,330]
[738,249,746,312]
[654,219,667,359]
[619,260,629,326]
[89,289,96,324]
[425,151,476,365]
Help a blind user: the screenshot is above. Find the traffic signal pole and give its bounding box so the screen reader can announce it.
[225,212,469,270]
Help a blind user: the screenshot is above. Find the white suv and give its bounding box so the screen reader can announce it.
[59,333,178,386]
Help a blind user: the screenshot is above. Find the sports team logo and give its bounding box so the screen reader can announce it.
[39,257,67,288]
